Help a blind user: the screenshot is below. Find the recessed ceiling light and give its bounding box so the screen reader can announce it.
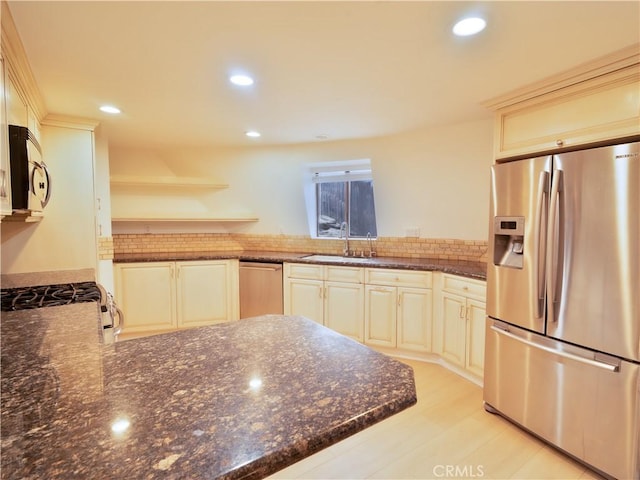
[452,17,486,36]
[230,74,254,86]
[245,131,261,138]
[100,105,121,114]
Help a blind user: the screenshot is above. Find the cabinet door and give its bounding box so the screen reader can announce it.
[5,71,28,127]
[0,55,10,217]
[465,298,486,377]
[495,65,640,159]
[115,262,176,333]
[325,281,364,342]
[284,278,324,325]
[440,291,466,367]
[364,285,397,347]
[397,287,432,353]
[177,260,236,328]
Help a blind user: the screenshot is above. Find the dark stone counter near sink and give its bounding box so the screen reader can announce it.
[114,250,487,280]
[1,303,417,479]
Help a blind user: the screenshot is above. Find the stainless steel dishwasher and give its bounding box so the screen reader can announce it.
[239,262,284,318]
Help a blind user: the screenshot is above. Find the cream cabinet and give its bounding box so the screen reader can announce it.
[286,263,488,380]
[285,277,324,324]
[364,268,433,352]
[284,263,364,342]
[4,68,28,128]
[324,280,364,342]
[486,46,639,160]
[364,285,396,347]
[436,273,486,378]
[176,261,239,328]
[115,259,239,336]
[0,54,11,217]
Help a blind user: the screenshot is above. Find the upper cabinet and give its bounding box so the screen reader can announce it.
[485,45,640,160]
[1,2,47,222]
[0,54,11,217]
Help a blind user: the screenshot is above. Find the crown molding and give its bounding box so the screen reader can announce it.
[482,43,640,111]
[42,114,100,131]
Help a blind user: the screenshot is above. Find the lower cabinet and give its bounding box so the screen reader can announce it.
[324,280,364,342]
[436,274,487,378]
[285,277,324,324]
[284,263,486,381]
[114,259,239,335]
[364,268,433,352]
[364,285,397,347]
[177,261,239,328]
[283,263,364,342]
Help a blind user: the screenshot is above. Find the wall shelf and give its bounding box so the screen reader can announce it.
[109,174,258,226]
[111,215,259,223]
[110,175,229,189]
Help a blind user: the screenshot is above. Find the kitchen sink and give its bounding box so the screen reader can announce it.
[301,254,376,264]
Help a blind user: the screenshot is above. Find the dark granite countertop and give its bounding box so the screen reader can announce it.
[1,303,417,479]
[114,250,487,280]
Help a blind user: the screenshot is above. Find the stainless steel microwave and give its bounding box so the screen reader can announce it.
[8,125,51,214]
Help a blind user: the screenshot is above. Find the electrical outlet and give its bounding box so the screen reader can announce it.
[405,227,420,238]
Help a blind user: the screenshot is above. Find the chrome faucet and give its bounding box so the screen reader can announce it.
[367,232,376,257]
[340,221,350,256]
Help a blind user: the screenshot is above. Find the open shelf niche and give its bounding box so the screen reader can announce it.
[109,174,258,224]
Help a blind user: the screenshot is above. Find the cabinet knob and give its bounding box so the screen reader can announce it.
[556,139,564,147]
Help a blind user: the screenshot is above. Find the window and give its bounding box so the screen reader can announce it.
[310,160,378,239]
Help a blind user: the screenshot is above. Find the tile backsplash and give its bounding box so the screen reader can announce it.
[111,233,487,263]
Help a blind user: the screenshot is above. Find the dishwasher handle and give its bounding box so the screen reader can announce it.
[239,262,283,272]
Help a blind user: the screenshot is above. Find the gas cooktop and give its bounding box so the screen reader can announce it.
[1,282,102,311]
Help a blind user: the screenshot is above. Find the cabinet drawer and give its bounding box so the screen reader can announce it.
[326,265,364,283]
[365,268,432,288]
[442,274,486,299]
[285,263,324,280]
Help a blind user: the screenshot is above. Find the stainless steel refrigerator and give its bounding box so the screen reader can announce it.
[484,140,639,479]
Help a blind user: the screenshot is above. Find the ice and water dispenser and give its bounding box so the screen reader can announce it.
[493,216,524,269]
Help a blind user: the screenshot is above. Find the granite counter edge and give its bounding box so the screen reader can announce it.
[225,390,418,480]
[113,251,487,280]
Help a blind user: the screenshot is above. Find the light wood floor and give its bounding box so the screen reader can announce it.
[270,359,605,480]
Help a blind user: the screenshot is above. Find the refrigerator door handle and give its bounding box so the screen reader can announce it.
[546,168,564,323]
[532,170,548,320]
[490,325,620,372]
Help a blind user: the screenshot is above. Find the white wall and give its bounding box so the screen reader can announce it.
[110,117,493,241]
[1,123,98,274]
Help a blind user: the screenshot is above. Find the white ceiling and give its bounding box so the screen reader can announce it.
[6,1,640,149]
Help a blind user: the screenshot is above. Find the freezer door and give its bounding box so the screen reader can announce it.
[484,319,640,480]
[548,142,639,362]
[486,155,551,333]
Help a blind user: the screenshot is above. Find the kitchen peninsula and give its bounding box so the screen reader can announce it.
[0,300,417,479]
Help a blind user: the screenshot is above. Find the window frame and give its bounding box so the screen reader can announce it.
[306,159,378,240]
